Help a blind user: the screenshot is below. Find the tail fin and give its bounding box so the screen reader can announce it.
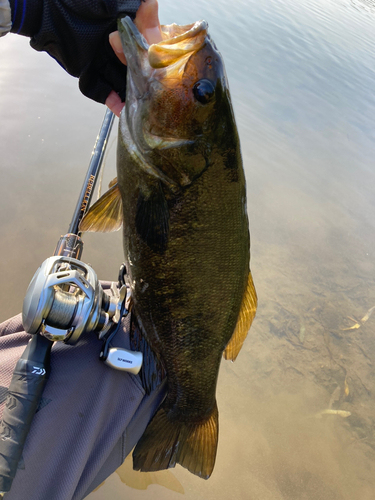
[133,402,219,479]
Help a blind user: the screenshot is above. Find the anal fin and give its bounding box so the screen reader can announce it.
[223,271,257,361]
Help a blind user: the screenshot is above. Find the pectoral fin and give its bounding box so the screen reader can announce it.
[224,272,257,361]
[79,180,123,233]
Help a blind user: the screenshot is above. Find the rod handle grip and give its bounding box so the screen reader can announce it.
[0,336,51,494]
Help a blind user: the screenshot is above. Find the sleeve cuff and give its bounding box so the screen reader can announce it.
[0,0,11,37]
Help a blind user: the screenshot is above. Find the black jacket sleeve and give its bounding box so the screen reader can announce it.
[10,0,142,103]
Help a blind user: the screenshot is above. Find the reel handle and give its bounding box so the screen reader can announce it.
[0,335,52,494]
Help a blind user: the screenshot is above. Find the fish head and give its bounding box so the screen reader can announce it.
[118,17,235,188]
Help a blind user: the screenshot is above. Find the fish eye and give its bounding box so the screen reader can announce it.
[193,79,215,104]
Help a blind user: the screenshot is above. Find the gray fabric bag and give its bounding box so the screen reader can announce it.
[0,282,166,500]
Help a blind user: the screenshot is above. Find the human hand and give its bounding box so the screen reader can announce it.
[10,0,162,113]
[106,0,163,116]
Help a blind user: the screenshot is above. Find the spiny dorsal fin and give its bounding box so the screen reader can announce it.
[223,272,257,361]
[79,180,123,233]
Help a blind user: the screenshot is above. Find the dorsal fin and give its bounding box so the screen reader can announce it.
[79,179,123,233]
[223,272,257,361]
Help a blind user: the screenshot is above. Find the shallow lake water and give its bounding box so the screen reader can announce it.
[1,0,375,498]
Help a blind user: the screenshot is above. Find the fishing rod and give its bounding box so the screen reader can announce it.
[0,109,142,496]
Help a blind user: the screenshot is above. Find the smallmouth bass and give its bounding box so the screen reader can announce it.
[81,16,257,479]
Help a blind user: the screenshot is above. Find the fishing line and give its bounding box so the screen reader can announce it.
[97,135,117,200]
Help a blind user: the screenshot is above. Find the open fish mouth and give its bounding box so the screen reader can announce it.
[118,16,209,89]
[149,20,208,68]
